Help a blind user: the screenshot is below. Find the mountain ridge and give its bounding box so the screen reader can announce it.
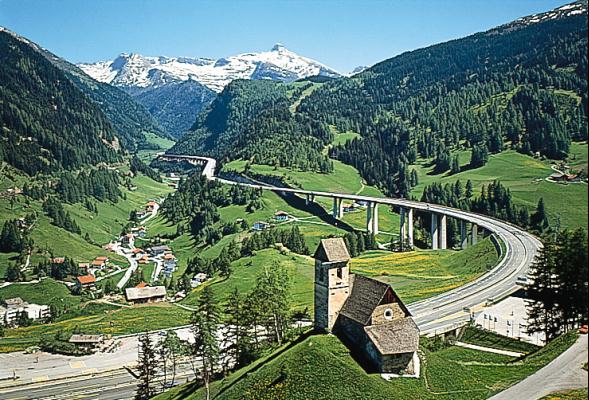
[78,44,341,93]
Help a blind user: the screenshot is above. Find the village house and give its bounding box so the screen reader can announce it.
[132,248,144,258]
[78,263,90,274]
[68,334,104,352]
[274,211,289,221]
[253,221,269,231]
[138,255,150,264]
[1,298,50,326]
[343,203,357,213]
[191,273,208,288]
[134,226,147,238]
[314,238,420,375]
[76,275,97,291]
[51,257,65,265]
[145,201,157,212]
[163,253,177,277]
[149,245,170,256]
[121,233,134,246]
[125,286,167,304]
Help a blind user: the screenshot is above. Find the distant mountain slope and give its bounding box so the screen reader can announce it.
[0,29,120,175]
[78,44,341,93]
[133,80,216,139]
[296,0,588,196]
[169,79,334,172]
[1,28,169,152]
[79,45,340,139]
[171,1,587,198]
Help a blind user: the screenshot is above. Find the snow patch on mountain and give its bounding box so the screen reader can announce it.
[79,44,341,92]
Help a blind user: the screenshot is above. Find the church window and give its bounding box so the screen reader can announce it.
[384,308,394,321]
[337,267,343,279]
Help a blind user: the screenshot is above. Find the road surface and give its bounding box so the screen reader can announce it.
[489,334,588,400]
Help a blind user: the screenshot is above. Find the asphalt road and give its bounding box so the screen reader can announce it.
[0,154,544,399]
[489,334,588,400]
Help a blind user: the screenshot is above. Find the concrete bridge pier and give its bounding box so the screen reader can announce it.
[439,214,447,250]
[431,214,439,249]
[400,207,406,242]
[305,194,314,206]
[366,202,379,235]
[332,197,344,219]
[460,220,468,249]
[399,207,414,248]
[471,224,478,245]
[407,208,414,248]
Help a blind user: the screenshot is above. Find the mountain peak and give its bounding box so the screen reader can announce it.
[271,43,287,52]
[79,46,341,92]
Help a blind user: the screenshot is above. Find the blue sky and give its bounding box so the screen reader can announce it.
[0,0,568,72]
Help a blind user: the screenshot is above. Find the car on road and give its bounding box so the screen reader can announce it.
[515,275,528,286]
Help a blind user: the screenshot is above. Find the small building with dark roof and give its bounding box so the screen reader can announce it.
[314,238,420,375]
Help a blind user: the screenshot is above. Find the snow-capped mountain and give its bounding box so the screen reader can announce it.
[78,44,341,92]
[490,0,586,33]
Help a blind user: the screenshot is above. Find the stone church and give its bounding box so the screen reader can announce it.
[314,238,420,375]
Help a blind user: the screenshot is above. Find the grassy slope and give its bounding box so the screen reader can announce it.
[181,238,497,312]
[0,303,192,352]
[0,172,172,275]
[460,326,541,354]
[541,388,589,400]
[156,332,579,400]
[411,143,588,230]
[350,237,499,303]
[137,131,176,163]
[181,249,314,313]
[65,174,173,245]
[0,278,80,309]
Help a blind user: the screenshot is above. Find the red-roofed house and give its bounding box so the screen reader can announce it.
[76,275,96,291]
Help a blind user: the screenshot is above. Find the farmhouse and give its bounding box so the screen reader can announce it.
[121,233,134,246]
[149,245,170,256]
[125,285,167,304]
[274,211,289,221]
[69,334,104,351]
[145,201,157,212]
[253,221,269,231]
[91,258,107,269]
[314,238,420,375]
[76,274,97,291]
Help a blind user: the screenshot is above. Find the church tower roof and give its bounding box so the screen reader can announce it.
[314,238,351,263]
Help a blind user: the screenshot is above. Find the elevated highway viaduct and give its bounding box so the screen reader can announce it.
[159,154,543,335]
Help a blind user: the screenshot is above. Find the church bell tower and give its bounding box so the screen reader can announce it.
[313,238,351,332]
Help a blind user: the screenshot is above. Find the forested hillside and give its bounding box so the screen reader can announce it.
[133,79,216,139]
[297,1,588,196]
[0,30,120,175]
[172,3,587,198]
[170,80,334,172]
[34,44,169,152]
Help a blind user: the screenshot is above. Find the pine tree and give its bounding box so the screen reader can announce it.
[191,286,221,400]
[135,334,158,400]
[465,180,474,199]
[531,198,549,231]
[526,238,561,342]
[451,154,460,174]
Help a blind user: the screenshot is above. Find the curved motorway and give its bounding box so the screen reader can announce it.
[165,154,543,334]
